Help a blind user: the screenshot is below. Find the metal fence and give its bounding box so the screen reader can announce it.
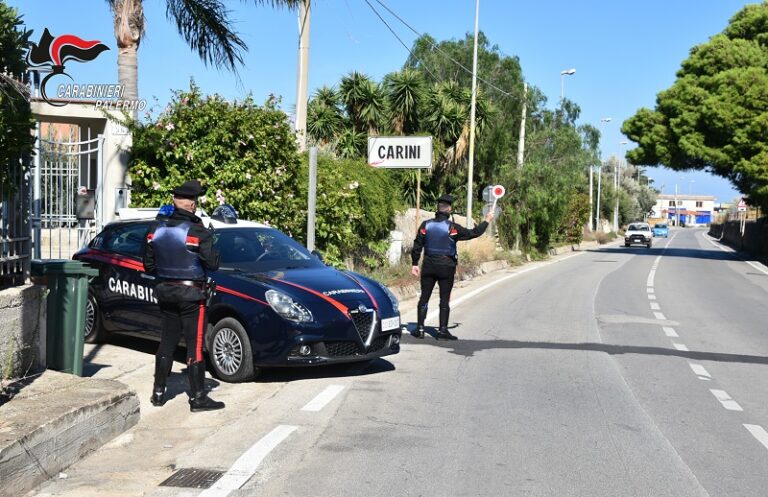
[0,156,31,290]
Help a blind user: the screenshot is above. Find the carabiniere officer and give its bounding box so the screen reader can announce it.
[142,180,224,412]
[411,194,494,340]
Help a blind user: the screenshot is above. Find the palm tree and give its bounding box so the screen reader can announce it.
[339,71,387,135]
[384,68,426,135]
[107,0,300,103]
[307,86,342,148]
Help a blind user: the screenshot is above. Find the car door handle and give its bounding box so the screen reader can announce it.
[140,274,156,280]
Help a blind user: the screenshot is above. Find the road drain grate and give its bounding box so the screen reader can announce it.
[159,468,225,489]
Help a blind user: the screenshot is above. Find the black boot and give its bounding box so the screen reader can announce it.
[435,307,457,340]
[435,327,458,340]
[415,304,428,339]
[150,355,173,406]
[188,362,225,412]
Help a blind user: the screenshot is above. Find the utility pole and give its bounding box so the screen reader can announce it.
[596,163,602,231]
[613,160,619,231]
[516,82,527,168]
[465,0,480,229]
[588,165,594,231]
[295,0,311,151]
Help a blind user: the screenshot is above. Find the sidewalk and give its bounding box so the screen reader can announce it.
[0,239,604,496]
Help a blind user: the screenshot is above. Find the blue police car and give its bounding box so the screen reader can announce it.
[74,208,401,382]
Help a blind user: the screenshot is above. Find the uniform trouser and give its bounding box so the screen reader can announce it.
[417,262,456,329]
[157,299,207,364]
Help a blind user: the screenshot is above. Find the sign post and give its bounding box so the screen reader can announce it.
[368,136,432,233]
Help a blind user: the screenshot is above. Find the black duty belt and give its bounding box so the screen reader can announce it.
[165,279,204,288]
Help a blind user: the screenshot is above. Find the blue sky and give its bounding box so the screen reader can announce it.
[12,0,754,203]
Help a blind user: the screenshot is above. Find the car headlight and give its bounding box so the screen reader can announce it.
[265,289,313,323]
[379,284,399,313]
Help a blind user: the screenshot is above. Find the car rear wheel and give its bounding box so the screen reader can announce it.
[207,317,257,382]
[624,243,630,247]
[84,292,108,344]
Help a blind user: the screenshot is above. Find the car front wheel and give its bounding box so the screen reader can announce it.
[207,317,257,382]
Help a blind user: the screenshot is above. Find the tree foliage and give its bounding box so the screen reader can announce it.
[0,2,33,193]
[127,83,398,268]
[622,1,768,208]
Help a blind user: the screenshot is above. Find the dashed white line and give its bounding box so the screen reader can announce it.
[744,424,768,452]
[689,363,712,380]
[646,270,656,288]
[654,312,666,320]
[647,287,654,294]
[650,302,660,310]
[199,424,297,497]
[662,326,679,338]
[672,342,689,351]
[648,294,657,300]
[710,389,743,411]
[301,385,346,412]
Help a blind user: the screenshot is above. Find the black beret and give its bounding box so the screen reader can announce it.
[171,180,204,198]
[437,194,454,205]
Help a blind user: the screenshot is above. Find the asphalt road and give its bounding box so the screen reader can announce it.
[33,228,768,497]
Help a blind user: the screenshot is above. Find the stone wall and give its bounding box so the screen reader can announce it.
[709,218,768,257]
[0,285,46,380]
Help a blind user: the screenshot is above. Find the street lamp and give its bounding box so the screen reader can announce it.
[595,118,612,231]
[560,68,576,101]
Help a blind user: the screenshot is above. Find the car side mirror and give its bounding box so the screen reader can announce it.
[311,250,325,263]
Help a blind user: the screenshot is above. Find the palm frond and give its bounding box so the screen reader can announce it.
[165,0,247,71]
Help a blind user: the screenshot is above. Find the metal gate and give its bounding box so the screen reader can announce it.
[33,126,104,259]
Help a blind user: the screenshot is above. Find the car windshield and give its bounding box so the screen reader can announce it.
[214,227,323,272]
[655,224,668,229]
[628,224,650,231]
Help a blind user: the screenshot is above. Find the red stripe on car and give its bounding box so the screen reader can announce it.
[267,278,350,319]
[217,286,268,306]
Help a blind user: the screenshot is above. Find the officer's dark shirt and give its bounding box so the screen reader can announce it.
[411,212,489,267]
[143,207,219,300]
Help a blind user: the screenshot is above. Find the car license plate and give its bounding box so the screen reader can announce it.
[381,316,400,331]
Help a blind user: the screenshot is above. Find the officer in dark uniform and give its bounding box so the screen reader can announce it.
[143,180,224,412]
[411,194,494,340]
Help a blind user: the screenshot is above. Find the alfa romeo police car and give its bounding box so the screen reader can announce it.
[74,206,402,382]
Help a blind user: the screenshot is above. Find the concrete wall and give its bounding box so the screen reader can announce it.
[709,218,768,256]
[0,285,46,379]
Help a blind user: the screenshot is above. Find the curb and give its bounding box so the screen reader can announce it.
[0,370,140,497]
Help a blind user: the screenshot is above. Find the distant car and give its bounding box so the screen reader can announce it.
[74,208,402,383]
[624,222,652,248]
[652,223,669,238]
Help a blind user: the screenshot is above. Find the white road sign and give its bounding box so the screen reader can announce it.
[368,136,432,169]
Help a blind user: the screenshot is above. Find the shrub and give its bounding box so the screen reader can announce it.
[126,82,305,234]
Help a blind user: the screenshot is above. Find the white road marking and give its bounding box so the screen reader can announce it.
[744,424,768,452]
[646,270,656,288]
[689,363,711,380]
[425,251,587,321]
[662,326,679,338]
[702,232,768,275]
[199,425,297,497]
[301,385,345,412]
[710,389,743,411]
[672,342,689,351]
[650,302,660,310]
[648,294,657,300]
[647,287,654,293]
[654,312,666,320]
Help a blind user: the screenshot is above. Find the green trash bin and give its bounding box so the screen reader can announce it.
[31,260,100,376]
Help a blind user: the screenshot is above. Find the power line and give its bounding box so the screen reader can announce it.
[361,0,440,83]
[371,0,522,101]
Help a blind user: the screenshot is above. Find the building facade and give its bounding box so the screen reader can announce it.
[650,194,716,227]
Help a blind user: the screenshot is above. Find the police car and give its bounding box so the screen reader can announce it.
[74,206,402,382]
